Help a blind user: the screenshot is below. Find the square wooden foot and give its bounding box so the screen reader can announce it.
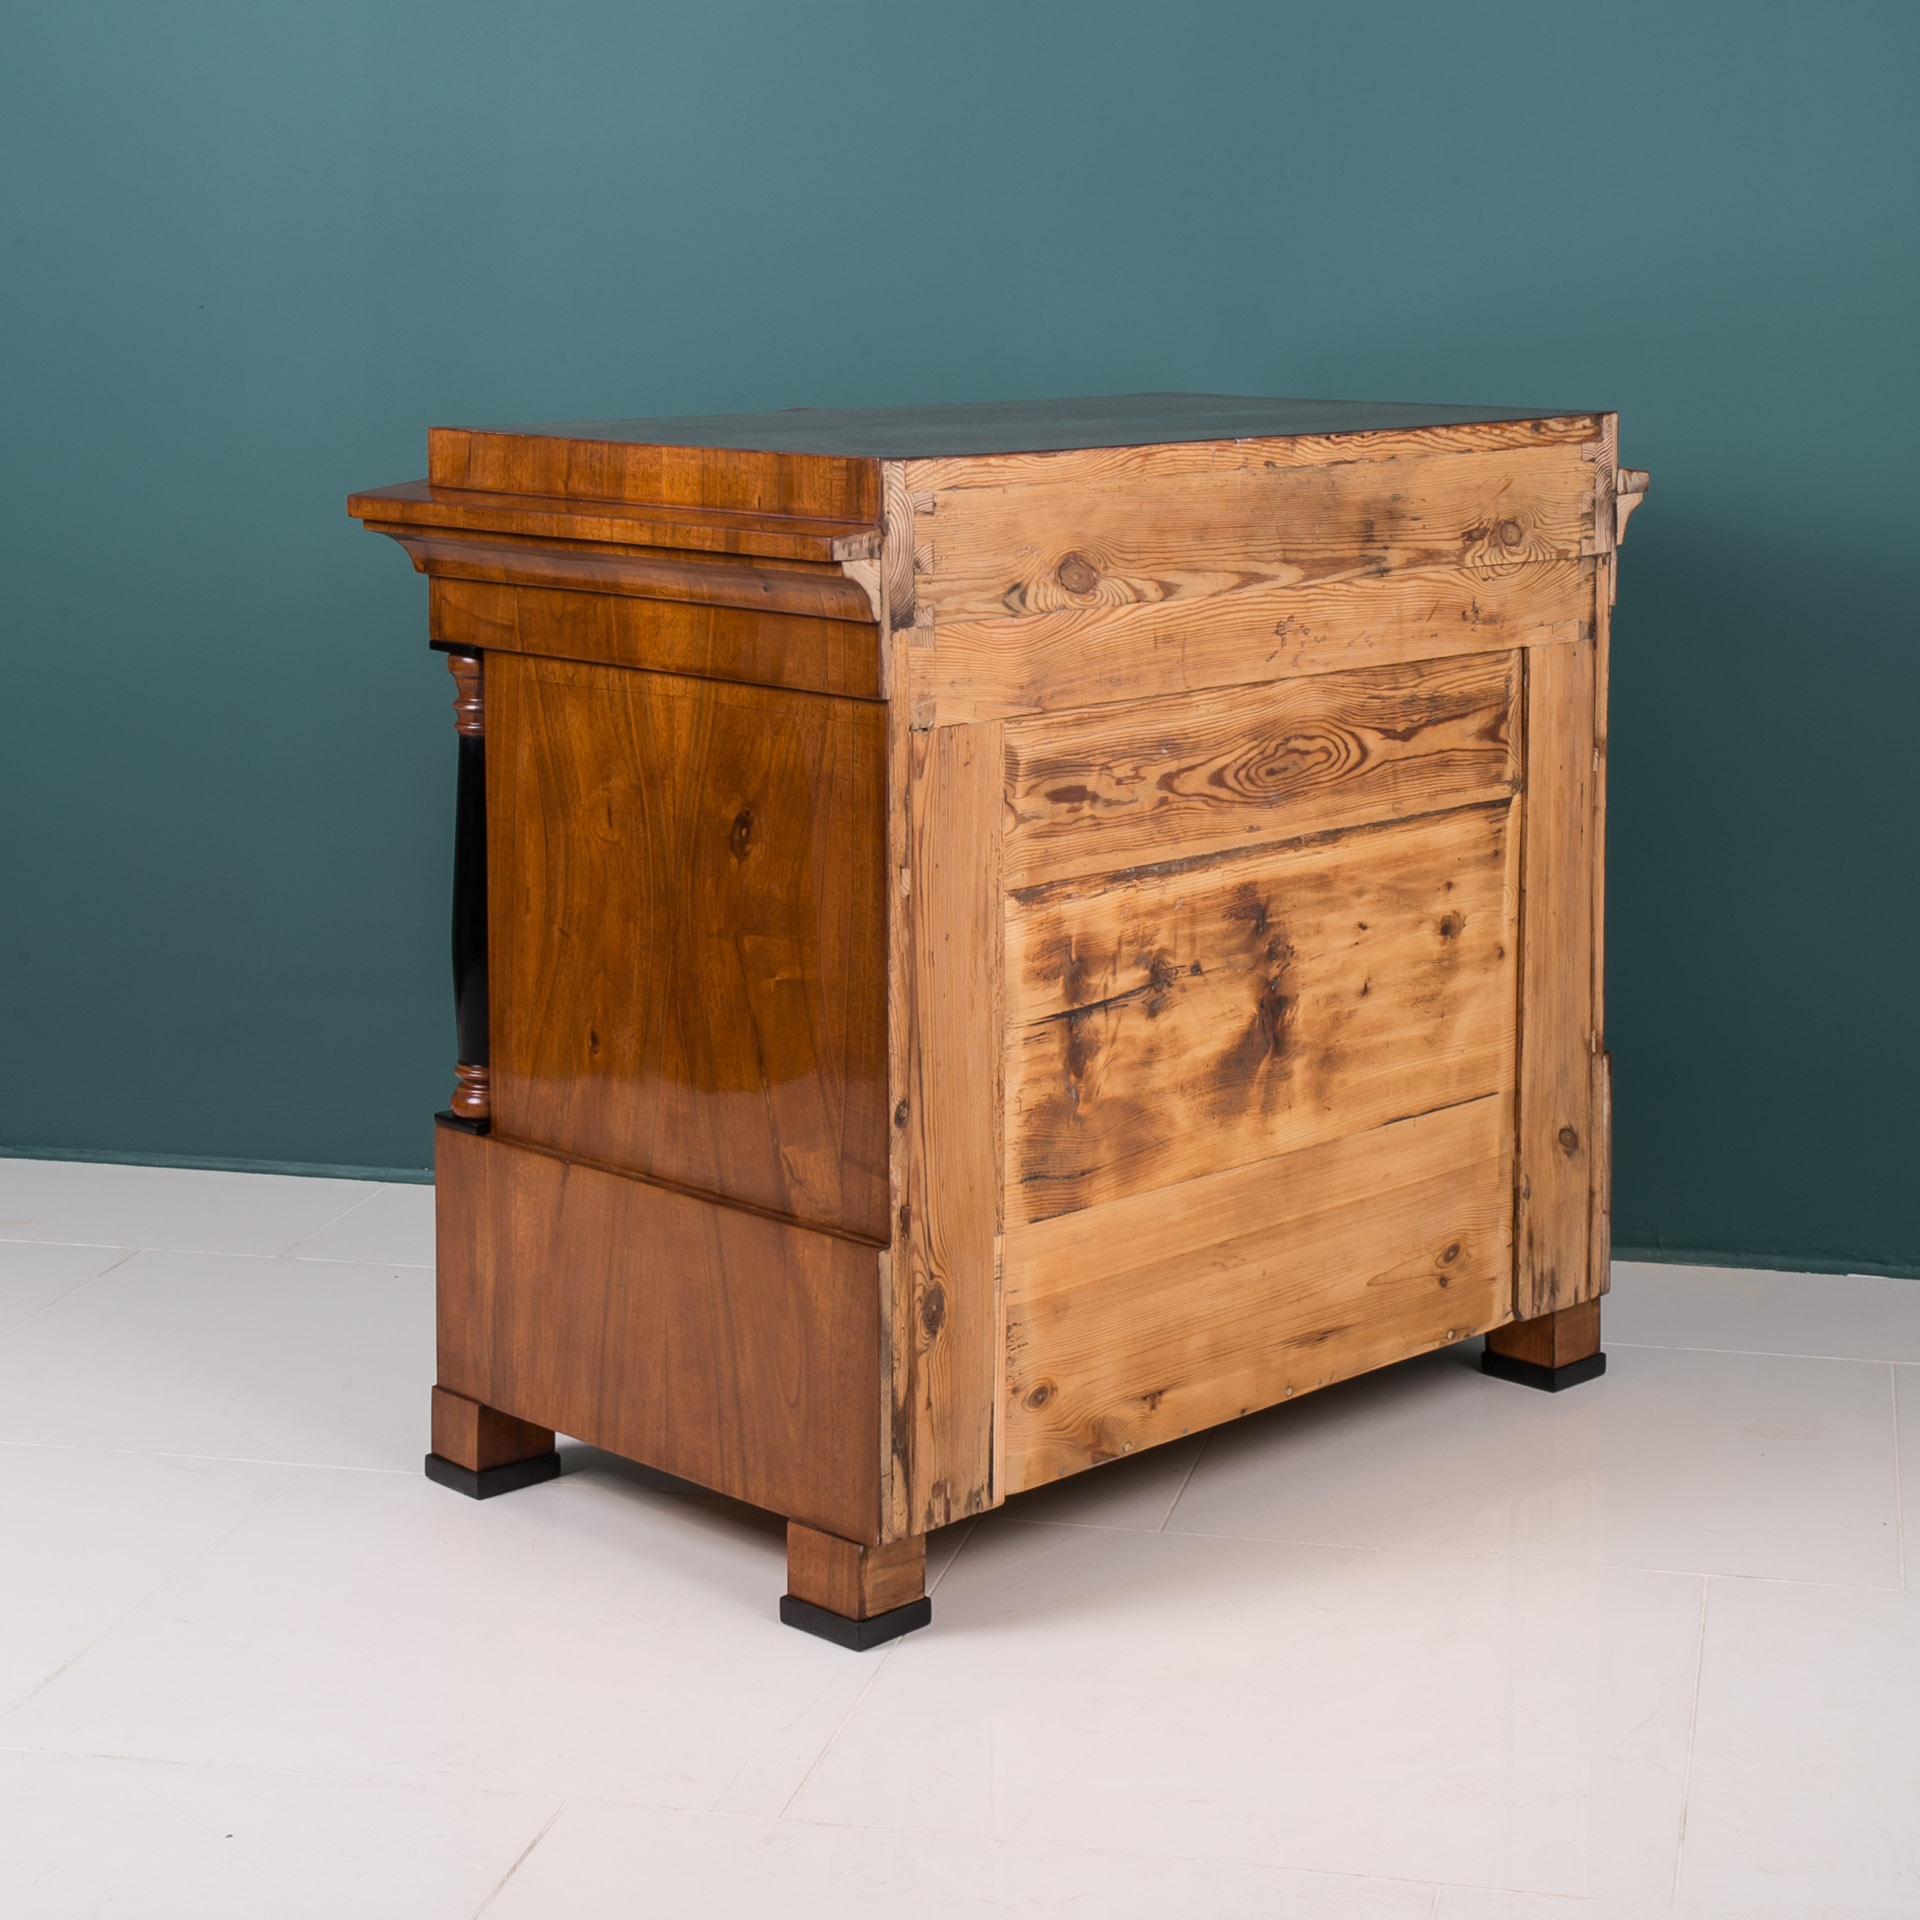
[425,1385,561,1499]
[1482,1298,1606,1391]
[781,1522,930,1649]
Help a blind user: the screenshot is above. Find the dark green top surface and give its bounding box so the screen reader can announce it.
[500,392,1585,459]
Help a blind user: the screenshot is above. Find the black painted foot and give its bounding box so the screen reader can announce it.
[423,1450,562,1499]
[779,1592,932,1650]
[1480,1348,1608,1393]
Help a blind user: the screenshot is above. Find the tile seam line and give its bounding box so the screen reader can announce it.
[275,1181,397,1256]
[1610,1339,1920,1366]
[1001,1515,1900,1593]
[469,1803,567,1919]
[1670,1575,1713,1902]
[1892,1370,1908,1592]
[0,1246,142,1338]
[1158,1434,1212,1531]
[758,1495,987,1821]
[769,1802,1451,1895]
[0,1741,573,1811]
[0,1233,409,1261]
[771,1640,902,1821]
[0,1465,309,1723]
[0,1438,418,1475]
[278,1253,435,1270]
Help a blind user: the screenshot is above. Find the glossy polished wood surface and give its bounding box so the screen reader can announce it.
[487,654,890,1240]
[429,577,884,702]
[436,1125,883,1542]
[467,392,1586,458]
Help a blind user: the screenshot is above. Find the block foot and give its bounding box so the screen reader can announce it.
[1479,1347,1607,1392]
[424,1450,562,1499]
[779,1592,932,1650]
[1483,1298,1605,1392]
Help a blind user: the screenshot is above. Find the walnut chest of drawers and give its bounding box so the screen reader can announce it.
[349,393,1647,1647]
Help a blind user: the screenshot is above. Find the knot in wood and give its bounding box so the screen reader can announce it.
[1557,1125,1581,1155]
[1055,552,1101,595]
[728,808,755,858]
[919,1283,947,1341]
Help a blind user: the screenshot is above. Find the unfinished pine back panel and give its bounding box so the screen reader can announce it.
[351,394,1641,1638]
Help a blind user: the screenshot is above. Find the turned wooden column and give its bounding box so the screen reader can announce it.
[445,650,490,1129]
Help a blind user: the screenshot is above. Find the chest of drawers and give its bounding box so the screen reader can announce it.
[350,393,1646,1646]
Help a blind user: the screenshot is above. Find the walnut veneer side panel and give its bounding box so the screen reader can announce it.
[488,654,890,1241]
[435,1127,882,1541]
[430,577,883,702]
[1005,1094,1511,1489]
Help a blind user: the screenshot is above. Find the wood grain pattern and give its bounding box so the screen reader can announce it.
[430,577,883,702]
[900,412,1602,492]
[1590,548,1616,1298]
[1004,1095,1510,1490]
[915,441,1599,629]
[1003,651,1519,888]
[786,1522,926,1620]
[429,1385,554,1473]
[351,398,1634,1614]
[895,719,1005,1530]
[379,525,877,625]
[349,479,879,564]
[1485,1297,1601,1370]
[1007,801,1518,1223]
[488,655,889,1240]
[905,557,1589,727]
[427,427,880,521]
[1514,639,1598,1317]
[435,1125,883,1542]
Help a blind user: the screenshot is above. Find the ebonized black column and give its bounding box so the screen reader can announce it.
[444,651,489,1130]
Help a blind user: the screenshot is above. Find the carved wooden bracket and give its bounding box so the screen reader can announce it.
[1614,469,1650,545]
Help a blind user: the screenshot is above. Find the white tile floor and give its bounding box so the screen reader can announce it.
[0,1159,1913,1919]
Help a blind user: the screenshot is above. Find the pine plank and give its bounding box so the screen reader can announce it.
[1004,1095,1510,1490]
[916,441,1599,629]
[1003,650,1519,888]
[897,718,1005,1529]
[1514,639,1598,1316]
[904,557,1589,727]
[1006,801,1518,1224]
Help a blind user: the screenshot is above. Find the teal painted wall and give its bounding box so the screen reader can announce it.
[4,3,1915,1268]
